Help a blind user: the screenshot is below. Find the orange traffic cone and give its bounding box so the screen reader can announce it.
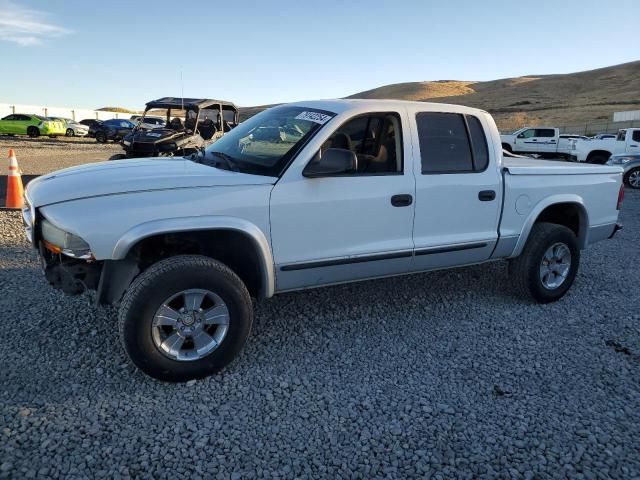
[5,149,24,209]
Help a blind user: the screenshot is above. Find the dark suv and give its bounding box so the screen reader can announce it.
[94,119,135,143]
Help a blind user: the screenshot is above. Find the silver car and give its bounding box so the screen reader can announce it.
[51,118,90,137]
[608,153,640,189]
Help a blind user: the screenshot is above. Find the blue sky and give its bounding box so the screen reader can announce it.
[0,0,638,109]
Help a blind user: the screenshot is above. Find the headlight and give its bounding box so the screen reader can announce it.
[40,219,93,259]
[617,157,634,164]
[123,140,131,146]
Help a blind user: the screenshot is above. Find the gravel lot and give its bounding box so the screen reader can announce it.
[0,190,638,479]
[0,136,120,175]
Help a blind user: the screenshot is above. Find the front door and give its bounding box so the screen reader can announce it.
[270,111,415,291]
[514,128,540,153]
[408,110,502,272]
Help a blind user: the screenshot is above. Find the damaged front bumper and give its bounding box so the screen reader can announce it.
[39,243,103,295]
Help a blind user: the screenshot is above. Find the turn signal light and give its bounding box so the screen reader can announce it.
[43,240,62,254]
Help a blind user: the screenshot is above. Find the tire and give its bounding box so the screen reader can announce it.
[27,126,40,138]
[587,153,608,165]
[95,131,107,143]
[109,153,128,161]
[118,255,253,382]
[509,222,580,303]
[623,167,640,189]
[66,128,74,137]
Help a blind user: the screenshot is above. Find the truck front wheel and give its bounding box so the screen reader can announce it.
[509,223,580,303]
[118,255,253,382]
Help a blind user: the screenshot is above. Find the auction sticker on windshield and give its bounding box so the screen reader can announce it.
[295,111,332,125]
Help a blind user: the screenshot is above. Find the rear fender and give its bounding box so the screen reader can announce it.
[510,195,588,258]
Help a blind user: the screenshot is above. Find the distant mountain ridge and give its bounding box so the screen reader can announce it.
[241,61,640,130]
[347,61,640,129]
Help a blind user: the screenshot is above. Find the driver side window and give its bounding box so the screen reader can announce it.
[318,113,403,175]
[519,129,535,138]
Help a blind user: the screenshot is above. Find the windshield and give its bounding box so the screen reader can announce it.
[201,105,335,176]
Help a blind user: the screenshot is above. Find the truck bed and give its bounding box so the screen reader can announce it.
[503,157,622,175]
[500,157,622,255]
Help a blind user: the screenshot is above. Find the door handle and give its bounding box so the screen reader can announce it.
[391,194,413,207]
[478,190,496,201]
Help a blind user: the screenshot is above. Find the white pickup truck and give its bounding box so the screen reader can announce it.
[23,99,624,381]
[500,127,581,159]
[500,127,571,157]
[569,128,640,164]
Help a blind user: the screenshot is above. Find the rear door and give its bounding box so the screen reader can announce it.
[535,128,558,153]
[14,115,32,135]
[409,110,502,272]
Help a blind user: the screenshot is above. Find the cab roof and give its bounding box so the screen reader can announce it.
[284,98,489,117]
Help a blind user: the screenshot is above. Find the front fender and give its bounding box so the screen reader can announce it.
[112,215,275,298]
[510,194,589,258]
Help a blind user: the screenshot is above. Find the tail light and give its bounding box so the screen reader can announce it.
[617,184,624,210]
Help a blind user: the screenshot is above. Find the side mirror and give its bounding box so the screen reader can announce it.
[303,148,357,177]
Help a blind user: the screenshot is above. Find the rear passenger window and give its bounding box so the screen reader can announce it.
[417,112,489,173]
[467,116,489,171]
[633,131,640,142]
[535,129,555,138]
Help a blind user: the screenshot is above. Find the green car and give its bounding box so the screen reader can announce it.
[0,113,66,138]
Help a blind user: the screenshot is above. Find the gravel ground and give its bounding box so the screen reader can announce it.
[0,192,639,479]
[0,136,120,175]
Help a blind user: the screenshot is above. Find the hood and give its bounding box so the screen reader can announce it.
[26,158,276,207]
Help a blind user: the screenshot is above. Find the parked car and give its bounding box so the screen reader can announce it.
[0,113,66,138]
[94,119,136,143]
[23,99,624,381]
[130,115,166,130]
[111,98,238,159]
[50,117,90,137]
[569,128,640,163]
[607,153,640,188]
[79,119,103,138]
[500,127,577,159]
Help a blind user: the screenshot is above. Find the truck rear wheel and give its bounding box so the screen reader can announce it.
[509,222,579,303]
[118,255,253,382]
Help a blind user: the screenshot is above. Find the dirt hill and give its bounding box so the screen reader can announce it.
[240,61,640,132]
[347,61,640,131]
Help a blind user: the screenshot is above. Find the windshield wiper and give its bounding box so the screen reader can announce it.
[209,151,240,172]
